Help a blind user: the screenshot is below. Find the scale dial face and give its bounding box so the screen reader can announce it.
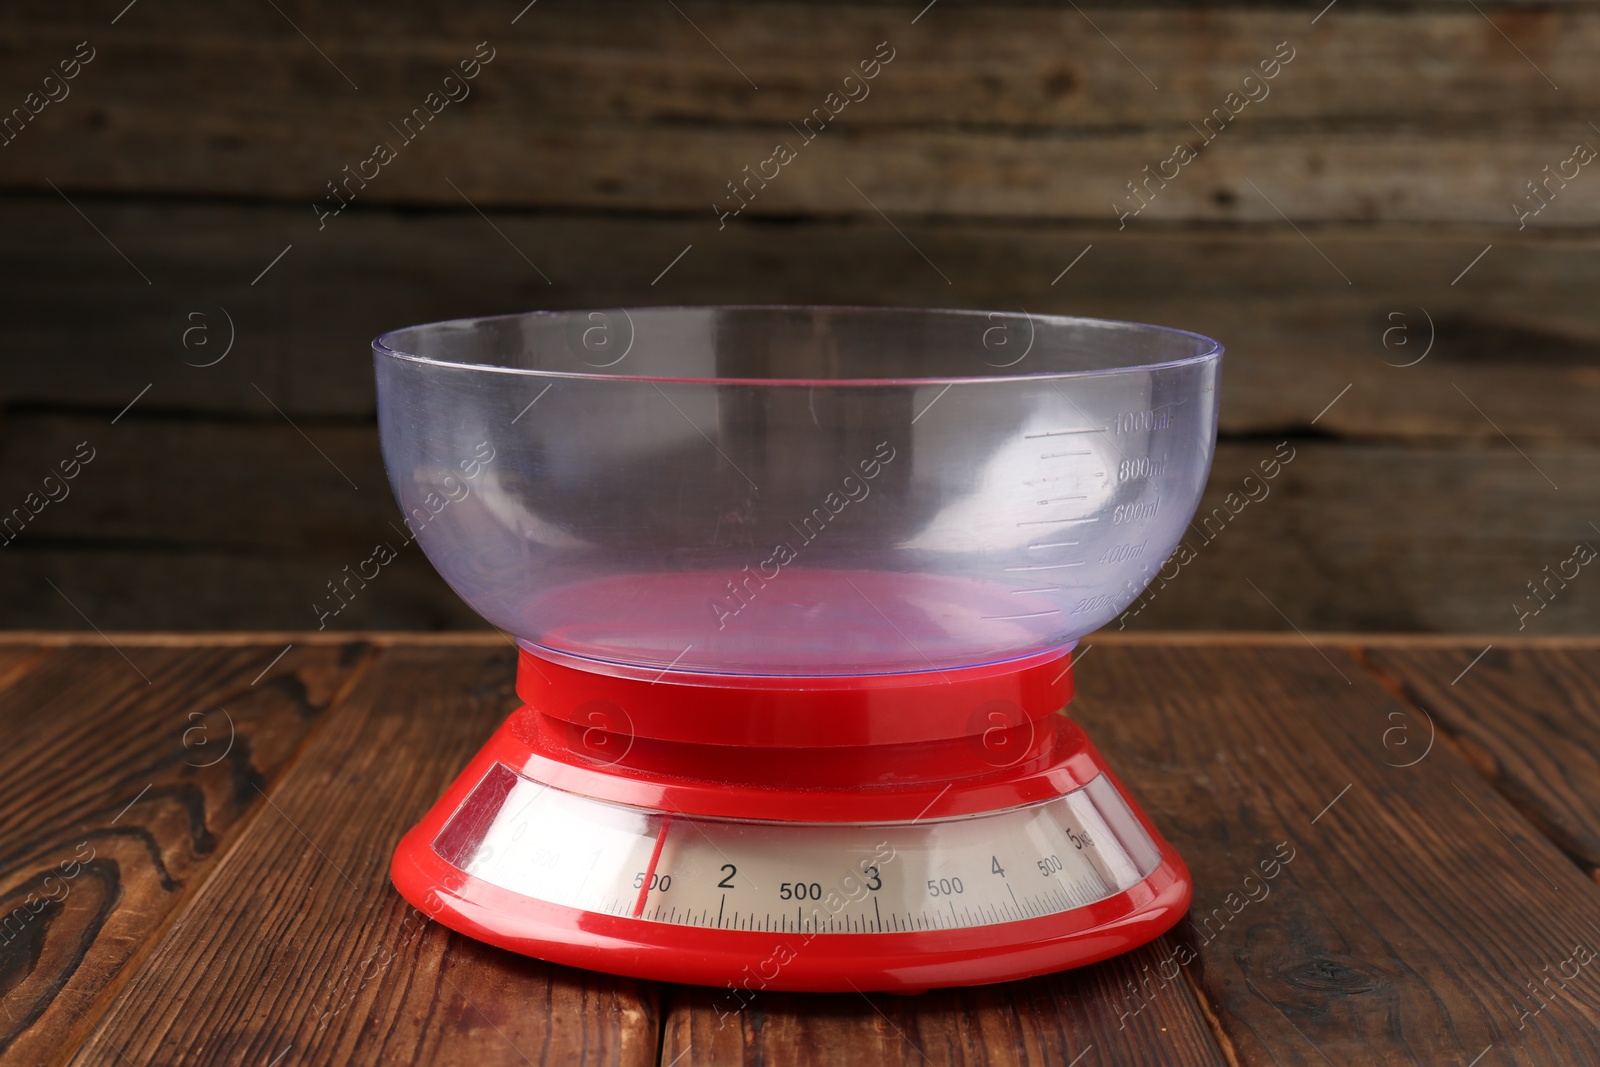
[437,765,1162,934]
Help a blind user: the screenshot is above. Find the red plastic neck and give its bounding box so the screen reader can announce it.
[515,647,1073,748]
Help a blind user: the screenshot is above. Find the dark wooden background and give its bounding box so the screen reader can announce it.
[0,0,1594,634]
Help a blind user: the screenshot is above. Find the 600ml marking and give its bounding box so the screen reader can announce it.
[1113,498,1160,525]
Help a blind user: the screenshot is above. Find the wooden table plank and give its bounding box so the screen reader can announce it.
[0,641,372,1065]
[6,200,1598,443]
[15,112,1600,227]
[1071,643,1600,1065]
[4,4,1597,224]
[663,933,1228,1066]
[67,645,660,1067]
[7,4,1598,135]
[7,428,1600,636]
[15,636,1600,1065]
[0,646,48,696]
[1361,644,1600,878]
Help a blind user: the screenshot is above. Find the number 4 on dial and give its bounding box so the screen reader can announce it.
[992,856,1006,877]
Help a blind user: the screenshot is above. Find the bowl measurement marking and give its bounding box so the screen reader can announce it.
[1004,561,1087,572]
[1111,406,1176,434]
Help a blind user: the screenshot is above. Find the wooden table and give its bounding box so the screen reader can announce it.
[5,633,1600,1066]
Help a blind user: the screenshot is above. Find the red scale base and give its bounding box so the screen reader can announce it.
[392,647,1191,992]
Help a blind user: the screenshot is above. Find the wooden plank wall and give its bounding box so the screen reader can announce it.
[0,0,1594,633]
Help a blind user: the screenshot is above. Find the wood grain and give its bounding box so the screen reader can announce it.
[15,116,1600,227]
[4,198,1597,441]
[68,644,661,1067]
[4,5,1593,130]
[1359,645,1600,878]
[0,647,47,694]
[1115,441,1596,635]
[5,423,1595,632]
[1072,643,1600,1065]
[0,641,372,1065]
[0,410,490,630]
[2,5,1596,223]
[5,637,1600,1065]
[0,415,391,554]
[663,934,1228,1066]
[0,545,488,632]
[2,1,1597,638]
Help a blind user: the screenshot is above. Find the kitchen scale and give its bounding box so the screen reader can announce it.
[374,306,1221,991]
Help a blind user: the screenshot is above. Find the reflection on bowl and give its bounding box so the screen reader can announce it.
[375,306,1222,677]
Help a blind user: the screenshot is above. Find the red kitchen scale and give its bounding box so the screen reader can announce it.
[374,306,1222,991]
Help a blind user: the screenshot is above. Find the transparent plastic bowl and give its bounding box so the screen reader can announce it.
[374,307,1221,678]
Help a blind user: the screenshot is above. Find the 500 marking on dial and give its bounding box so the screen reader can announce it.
[442,766,1159,934]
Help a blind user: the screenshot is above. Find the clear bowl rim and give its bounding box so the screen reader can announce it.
[371,305,1224,387]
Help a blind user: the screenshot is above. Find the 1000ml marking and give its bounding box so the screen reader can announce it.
[1112,407,1174,434]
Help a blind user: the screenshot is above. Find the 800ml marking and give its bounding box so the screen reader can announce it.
[1118,455,1167,482]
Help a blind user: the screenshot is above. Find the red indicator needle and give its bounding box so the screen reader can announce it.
[631,815,672,918]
